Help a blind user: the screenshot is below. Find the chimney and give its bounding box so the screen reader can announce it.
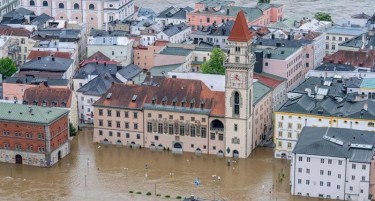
[226,9,229,15]
[51,55,55,61]
[271,33,275,39]
[364,102,368,111]
[38,56,41,60]
[362,33,367,49]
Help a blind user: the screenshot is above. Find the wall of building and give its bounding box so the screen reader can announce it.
[87,42,133,66]
[133,45,164,69]
[252,91,273,147]
[77,92,100,124]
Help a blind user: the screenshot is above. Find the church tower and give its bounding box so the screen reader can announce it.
[224,10,255,158]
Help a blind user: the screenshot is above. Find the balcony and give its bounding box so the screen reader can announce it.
[210,119,224,132]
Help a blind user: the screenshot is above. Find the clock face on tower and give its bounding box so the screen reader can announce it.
[229,72,246,88]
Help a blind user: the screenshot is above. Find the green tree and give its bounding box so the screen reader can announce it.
[0,57,16,77]
[258,0,271,3]
[314,12,332,21]
[69,123,77,137]
[201,48,225,75]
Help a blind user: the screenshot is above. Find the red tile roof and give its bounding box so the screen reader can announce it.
[27,50,71,60]
[228,10,252,42]
[254,73,285,89]
[94,77,225,117]
[0,27,32,37]
[80,51,119,67]
[323,50,375,68]
[23,84,72,108]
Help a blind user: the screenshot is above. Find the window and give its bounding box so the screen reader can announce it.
[338,174,341,179]
[278,122,283,128]
[338,160,342,165]
[298,168,302,173]
[306,54,309,58]
[125,112,129,118]
[125,122,129,129]
[117,132,121,137]
[332,44,336,50]
[99,120,103,126]
[235,47,240,52]
[352,175,355,180]
[107,121,112,127]
[287,132,292,138]
[126,133,130,138]
[328,171,331,176]
[320,181,323,186]
[235,57,240,63]
[210,133,215,140]
[321,159,324,163]
[134,123,138,130]
[352,164,356,169]
[30,0,35,6]
[74,3,79,9]
[168,124,174,134]
[306,169,310,173]
[362,165,366,170]
[89,4,95,10]
[43,1,48,6]
[147,122,152,133]
[99,130,103,136]
[297,123,302,129]
[277,141,282,147]
[298,156,302,161]
[328,159,332,164]
[201,127,207,138]
[265,62,268,66]
[362,176,366,181]
[278,131,282,137]
[191,126,196,137]
[116,121,120,128]
[158,123,163,134]
[234,124,238,131]
[287,123,292,129]
[287,142,292,148]
[349,186,353,191]
[154,135,159,141]
[59,3,64,9]
[320,170,324,175]
[107,110,112,116]
[306,180,310,185]
[134,112,138,119]
[99,109,103,116]
[116,111,120,117]
[137,134,140,139]
[298,179,301,184]
[337,185,340,189]
[327,182,331,187]
[109,131,113,136]
[218,133,223,141]
[234,92,240,115]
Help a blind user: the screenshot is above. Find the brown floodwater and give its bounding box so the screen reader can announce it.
[0,128,320,201]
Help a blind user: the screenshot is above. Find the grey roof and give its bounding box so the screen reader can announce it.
[89,29,128,37]
[193,20,234,37]
[35,29,81,40]
[197,0,234,7]
[73,63,118,79]
[162,23,190,37]
[191,6,263,23]
[77,73,121,96]
[117,64,143,80]
[346,77,363,88]
[159,47,192,56]
[315,63,356,71]
[30,13,53,26]
[293,127,375,163]
[157,6,193,20]
[253,81,272,104]
[5,77,69,86]
[280,94,375,119]
[2,8,34,24]
[137,7,156,19]
[325,26,365,36]
[254,38,313,48]
[339,32,375,49]
[291,77,347,98]
[20,56,73,72]
[255,47,300,60]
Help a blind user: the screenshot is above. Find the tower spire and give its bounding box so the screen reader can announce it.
[228,10,252,42]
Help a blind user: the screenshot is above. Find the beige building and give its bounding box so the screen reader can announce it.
[92,11,264,158]
[21,0,135,29]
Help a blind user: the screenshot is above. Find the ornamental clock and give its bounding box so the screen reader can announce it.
[229,72,246,88]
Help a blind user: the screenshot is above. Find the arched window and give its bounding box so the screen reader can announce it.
[42,1,48,6]
[74,3,79,9]
[89,4,95,10]
[234,92,240,115]
[368,122,374,127]
[59,3,64,9]
[30,0,35,6]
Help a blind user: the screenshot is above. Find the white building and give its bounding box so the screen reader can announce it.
[87,36,133,66]
[274,95,375,159]
[291,127,375,201]
[325,26,365,55]
[157,23,192,44]
[155,6,193,27]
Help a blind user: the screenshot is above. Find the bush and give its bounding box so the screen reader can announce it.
[165,195,171,198]
[176,196,182,199]
[136,192,142,194]
[146,192,152,196]
[69,123,77,137]
[129,191,134,193]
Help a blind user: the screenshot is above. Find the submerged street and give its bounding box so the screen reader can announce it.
[0,128,319,201]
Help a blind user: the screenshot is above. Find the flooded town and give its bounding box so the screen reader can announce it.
[0,0,375,201]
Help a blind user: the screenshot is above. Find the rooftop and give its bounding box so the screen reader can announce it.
[315,62,357,71]
[254,72,286,89]
[88,36,132,46]
[279,94,375,119]
[161,23,190,37]
[291,77,347,98]
[156,6,193,20]
[159,47,192,56]
[293,127,375,163]
[23,84,72,108]
[4,77,69,86]
[0,102,69,125]
[325,26,365,36]
[254,37,313,48]
[0,26,31,37]
[193,6,263,24]
[77,73,121,96]
[27,50,72,60]
[228,10,252,42]
[339,32,375,49]
[323,50,375,68]
[20,56,73,72]
[360,78,375,89]
[255,46,300,60]
[253,81,272,104]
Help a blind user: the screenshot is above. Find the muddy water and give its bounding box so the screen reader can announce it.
[135,0,374,21]
[0,128,319,201]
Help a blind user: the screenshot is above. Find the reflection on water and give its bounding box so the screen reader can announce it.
[0,128,320,201]
[135,0,373,21]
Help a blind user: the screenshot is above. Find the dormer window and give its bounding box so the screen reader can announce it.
[152,96,156,105]
[61,101,66,107]
[172,97,177,107]
[132,95,137,102]
[162,96,167,105]
[52,101,57,107]
[190,98,195,108]
[33,100,38,105]
[42,100,47,107]
[181,97,186,107]
[200,100,205,109]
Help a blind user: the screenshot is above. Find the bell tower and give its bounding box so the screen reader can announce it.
[224,10,255,158]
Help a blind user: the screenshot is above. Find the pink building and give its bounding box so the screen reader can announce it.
[22,0,135,29]
[133,41,168,70]
[187,0,283,30]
